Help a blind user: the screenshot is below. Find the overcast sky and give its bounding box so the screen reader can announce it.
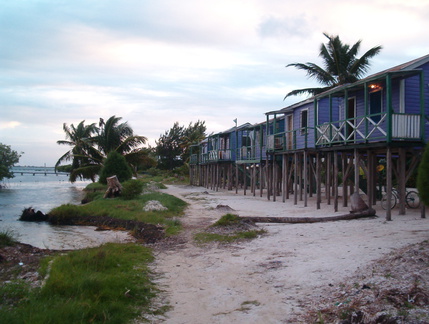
[1,0,428,166]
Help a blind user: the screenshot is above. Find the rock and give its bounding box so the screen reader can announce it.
[143,200,167,212]
[350,193,376,215]
[19,208,48,222]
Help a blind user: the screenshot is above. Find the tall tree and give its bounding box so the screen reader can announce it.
[96,116,148,172]
[155,121,206,170]
[285,33,382,98]
[56,116,148,182]
[156,122,185,170]
[55,121,101,182]
[0,143,22,183]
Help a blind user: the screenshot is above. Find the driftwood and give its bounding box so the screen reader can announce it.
[241,193,376,224]
[104,175,122,198]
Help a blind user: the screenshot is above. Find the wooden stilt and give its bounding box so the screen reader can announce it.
[398,148,406,215]
[293,152,298,205]
[316,152,321,209]
[304,150,308,207]
[334,151,338,212]
[386,147,392,221]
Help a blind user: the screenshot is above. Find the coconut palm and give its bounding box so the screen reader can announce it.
[55,121,101,182]
[56,116,148,182]
[96,116,148,172]
[285,33,382,98]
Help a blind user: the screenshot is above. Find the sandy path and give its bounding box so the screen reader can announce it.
[149,185,429,323]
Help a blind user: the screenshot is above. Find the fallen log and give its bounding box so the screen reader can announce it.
[240,210,376,224]
[241,193,377,224]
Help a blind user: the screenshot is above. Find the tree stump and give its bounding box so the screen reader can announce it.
[104,175,122,198]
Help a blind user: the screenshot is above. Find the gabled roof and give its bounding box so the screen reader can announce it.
[315,53,429,98]
[265,97,314,116]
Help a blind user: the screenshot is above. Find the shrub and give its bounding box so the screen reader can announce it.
[99,151,133,184]
[121,179,144,200]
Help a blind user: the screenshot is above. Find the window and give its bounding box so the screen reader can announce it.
[369,90,383,122]
[300,109,308,134]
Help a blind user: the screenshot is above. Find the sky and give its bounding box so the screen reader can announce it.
[1,0,429,166]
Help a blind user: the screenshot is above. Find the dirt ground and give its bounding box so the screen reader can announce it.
[2,185,428,323]
[147,185,429,324]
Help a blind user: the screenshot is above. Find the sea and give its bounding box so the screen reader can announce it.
[0,166,131,250]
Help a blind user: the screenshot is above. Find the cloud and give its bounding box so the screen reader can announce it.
[0,121,21,129]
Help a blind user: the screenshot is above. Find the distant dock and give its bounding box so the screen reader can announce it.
[12,171,69,176]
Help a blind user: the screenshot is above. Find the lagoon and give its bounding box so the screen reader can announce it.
[0,166,131,250]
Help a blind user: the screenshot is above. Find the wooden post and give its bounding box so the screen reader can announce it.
[398,148,406,215]
[294,153,298,205]
[342,152,348,207]
[273,158,277,202]
[304,150,308,207]
[354,149,360,194]
[386,147,392,221]
[316,152,321,209]
[334,151,338,212]
[326,152,331,205]
[282,155,286,202]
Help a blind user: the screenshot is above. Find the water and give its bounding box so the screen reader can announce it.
[0,166,132,250]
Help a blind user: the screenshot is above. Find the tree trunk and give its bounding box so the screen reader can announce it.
[104,175,122,198]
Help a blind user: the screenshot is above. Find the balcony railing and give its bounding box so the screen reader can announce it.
[236,145,262,162]
[315,112,421,146]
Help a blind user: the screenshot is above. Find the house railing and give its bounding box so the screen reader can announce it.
[267,127,311,152]
[316,112,421,146]
[392,113,421,138]
[236,145,262,162]
[199,149,232,164]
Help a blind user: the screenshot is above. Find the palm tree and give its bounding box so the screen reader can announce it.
[96,116,148,173]
[56,116,148,182]
[55,121,101,182]
[285,33,382,98]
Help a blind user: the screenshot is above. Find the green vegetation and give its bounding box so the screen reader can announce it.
[56,115,149,182]
[0,143,22,182]
[285,33,382,98]
[99,151,133,184]
[0,229,17,248]
[417,143,429,205]
[121,179,144,200]
[194,213,266,244]
[0,243,158,324]
[49,191,186,235]
[212,213,241,226]
[194,230,265,244]
[156,121,206,170]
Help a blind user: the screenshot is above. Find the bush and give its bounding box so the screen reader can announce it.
[121,180,144,200]
[417,144,429,206]
[99,151,133,184]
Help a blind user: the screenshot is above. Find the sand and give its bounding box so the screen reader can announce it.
[148,185,429,323]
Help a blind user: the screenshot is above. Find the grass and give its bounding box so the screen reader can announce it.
[49,191,187,235]
[0,243,159,324]
[211,213,240,226]
[194,230,266,244]
[194,213,266,244]
[0,229,17,248]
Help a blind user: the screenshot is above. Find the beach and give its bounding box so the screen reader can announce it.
[149,185,429,323]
